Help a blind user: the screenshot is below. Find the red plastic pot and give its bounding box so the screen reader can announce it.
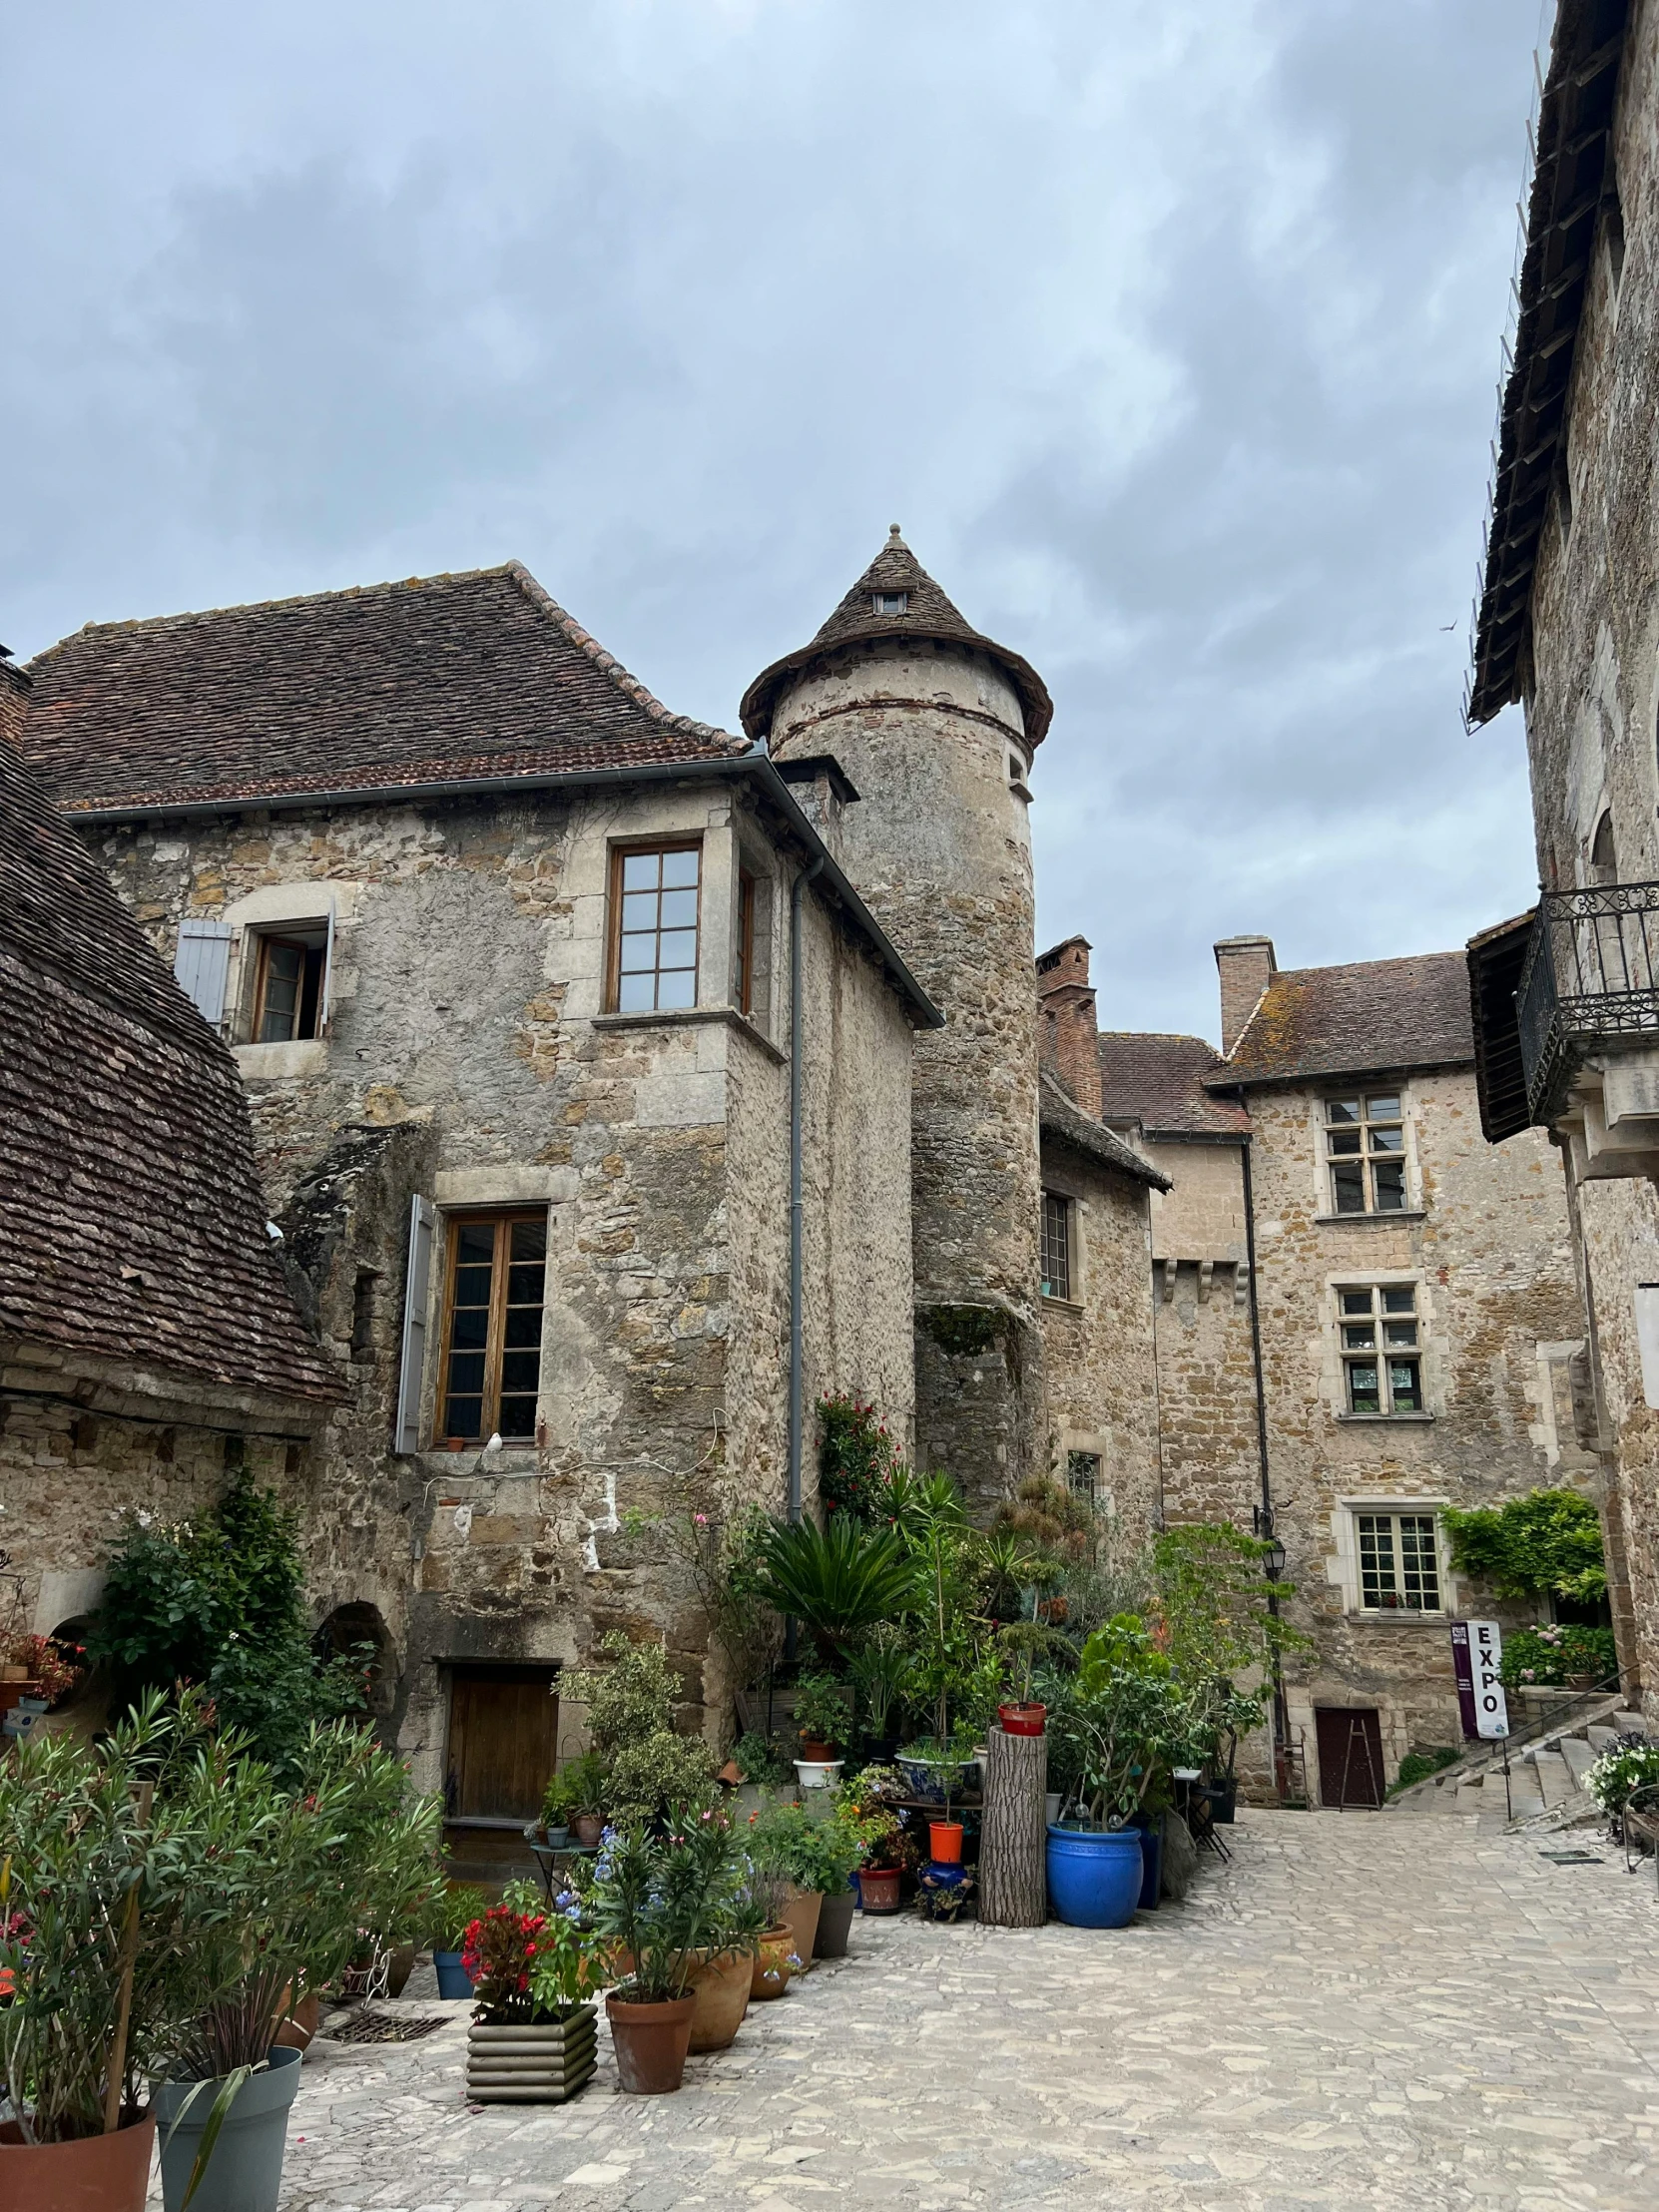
[606,1991,697,2094]
[0,2115,156,2212]
[928,1821,964,1865]
[857,1866,902,1914]
[998,1703,1046,1737]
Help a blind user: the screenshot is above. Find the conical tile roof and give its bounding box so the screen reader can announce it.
[740,527,1052,746]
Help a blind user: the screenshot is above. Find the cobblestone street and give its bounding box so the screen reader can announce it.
[248,1811,1659,2212]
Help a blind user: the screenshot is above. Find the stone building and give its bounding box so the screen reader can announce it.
[14,564,934,1845]
[1464,0,1659,1708]
[0,660,339,1660]
[1095,933,1596,1803]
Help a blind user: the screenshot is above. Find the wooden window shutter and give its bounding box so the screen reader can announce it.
[394,1195,438,1454]
[173,919,234,1026]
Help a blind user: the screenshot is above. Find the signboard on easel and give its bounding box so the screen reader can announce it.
[1450,1619,1508,1740]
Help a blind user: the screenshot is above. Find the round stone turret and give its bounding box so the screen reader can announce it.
[742,528,1053,1506]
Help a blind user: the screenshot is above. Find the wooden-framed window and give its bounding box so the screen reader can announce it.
[736,868,757,1016]
[1325,1094,1407,1214]
[1066,1449,1100,1505]
[608,842,701,1012]
[437,1213,547,1442]
[1355,1511,1441,1612]
[1339,1283,1421,1414]
[253,928,327,1042]
[1040,1192,1073,1301]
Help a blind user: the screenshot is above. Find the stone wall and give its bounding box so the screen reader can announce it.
[1507,6,1659,1710]
[88,773,915,1776]
[1037,1141,1161,1538]
[768,637,1043,1505]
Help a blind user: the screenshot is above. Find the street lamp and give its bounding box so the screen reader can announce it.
[1262,1532,1287,1583]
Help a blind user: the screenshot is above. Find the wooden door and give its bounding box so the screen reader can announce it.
[446,1668,559,1820]
[1314,1706,1384,1808]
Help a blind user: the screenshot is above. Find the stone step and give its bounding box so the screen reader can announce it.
[1559,1736,1597,1789]
[1615,1711,1646,1736]
[1587,1726,1620,1755]
[1530,1750,1573,1807]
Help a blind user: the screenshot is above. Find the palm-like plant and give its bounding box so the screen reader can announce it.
[751,1515,915,1658]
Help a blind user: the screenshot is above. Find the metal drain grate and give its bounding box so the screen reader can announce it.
[324,2008,451,2045]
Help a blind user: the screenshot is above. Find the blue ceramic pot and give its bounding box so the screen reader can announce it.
[1045,1824,1143,1929]
[1133,1819,1162,1911]
[434,1949,476,1999]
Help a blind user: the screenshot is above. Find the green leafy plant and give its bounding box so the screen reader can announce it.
[996,1621,1061,1707]
[89,1470,370,1771]
[1585,1741,1659,1815]
[662,1507,782,1693]
[427,1885,493,1952]
[793,1670,851,1750]
[818,1394,900,1521]
[461,1892,604,2022]
[590,1810,749,2001]
[750,1515,915,1659]
[732,1730,795,1787]
[1500,1623,1618,1689]
[541,1751,608,1827]
[1389,1746,1461,1796]
[562,1633,681,1753]
[1442,1488,1607,1605]
[846,1625,911,1744]
[1053,1613,1191,1828]
[605,1731,719,1830]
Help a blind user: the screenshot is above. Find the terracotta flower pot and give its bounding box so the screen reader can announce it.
[814,1888,856,1957]
[798,1738,834,1761]
[606,1990,697,2094]
[857,1866,902,1914]
[780,1887,823,1972]
[751,1925,797,1998]
[928,1820,964,1865]
[572,1812,605,1848]
[687,1948,752,2052]
[998,1702,1046,1737]
[1566,1671,1598,1691]
[0,2116,156,2212]
[384,1940,417,1998]
[273,1990,321,2050]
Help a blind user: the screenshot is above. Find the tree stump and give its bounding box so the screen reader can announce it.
[979,1725,1047,1927]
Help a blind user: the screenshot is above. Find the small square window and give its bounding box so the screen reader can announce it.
[1339,1286,1423,1415]
[1325,1095,1408,1214]
[872,591,908,615]
[252,925,329,1042]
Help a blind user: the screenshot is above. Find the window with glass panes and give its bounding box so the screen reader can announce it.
[1356,1510,1441,1611]
[438,1214,547,1442]
[1066,1449,1100,1504]
[1040,1192,1072,1300]
[1339,1284,1422,1414]
[609,843,701,1012]
[1325,1093,1407,1213]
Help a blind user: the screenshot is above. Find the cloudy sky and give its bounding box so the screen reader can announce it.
[5,2,1546,1040]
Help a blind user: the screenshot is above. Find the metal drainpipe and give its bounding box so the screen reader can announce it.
[1238,1126,1290,1786]
[788,856,825,1526]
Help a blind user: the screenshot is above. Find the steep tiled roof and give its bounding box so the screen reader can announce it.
[1098,1032,1251,1138]
[0,679,340,1402]
[23,563,746,815]
[1215,952,1474,1087]
[740,527,1053,747]
[1039,1070,1170,1192]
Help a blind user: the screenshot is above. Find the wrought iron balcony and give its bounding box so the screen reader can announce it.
[1518,881,1659,1127]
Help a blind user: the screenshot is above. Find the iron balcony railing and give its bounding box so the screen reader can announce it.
[1518,880,1659,1125]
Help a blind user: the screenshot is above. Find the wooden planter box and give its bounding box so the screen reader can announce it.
[465,2005,597,2103]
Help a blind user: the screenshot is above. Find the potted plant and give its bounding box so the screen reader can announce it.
[589,1812,740,2092]
[686,1870,765,2054]
[460,1884,604,2102]
[428,1886,492,1998]
[839,1765,911,1915]
[847,1625,910,1759]
[739,1846,803,2000]
[800,1802,866,1959]
[537,1751,607,1849]
[1047,1615,1188,1930]
[793,1670,851,1786]
[744,1800,826,1968]
[995,1622,1055,1737]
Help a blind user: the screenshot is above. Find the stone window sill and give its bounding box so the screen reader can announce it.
[1337,1411,1435,1424]
[407,1448,541,1477]
[591,1005,786,1066]
[1315,1211,1427,1227]
[1041,1295,1085,1315]
[1345,1608,1448,1625]
[233,1038,329,1079]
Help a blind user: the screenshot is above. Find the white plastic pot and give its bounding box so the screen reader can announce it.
[794,1758,843,1789]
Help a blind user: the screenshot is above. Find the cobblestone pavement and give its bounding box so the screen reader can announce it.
[257,1811,1659,2212]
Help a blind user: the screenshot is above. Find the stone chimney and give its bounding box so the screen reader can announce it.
[1036,935,1101,1118]
[1215,934,1276,1055]
[773,753,859,862]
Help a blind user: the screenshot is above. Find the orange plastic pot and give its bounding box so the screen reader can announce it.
[606,1991,696,2094]
[928,1821,964,1865]
[0,2115,156,2212]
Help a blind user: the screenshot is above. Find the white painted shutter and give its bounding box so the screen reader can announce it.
[394,1196,438,1453]
[318,892,337,1033]
[173,919,234,1026]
